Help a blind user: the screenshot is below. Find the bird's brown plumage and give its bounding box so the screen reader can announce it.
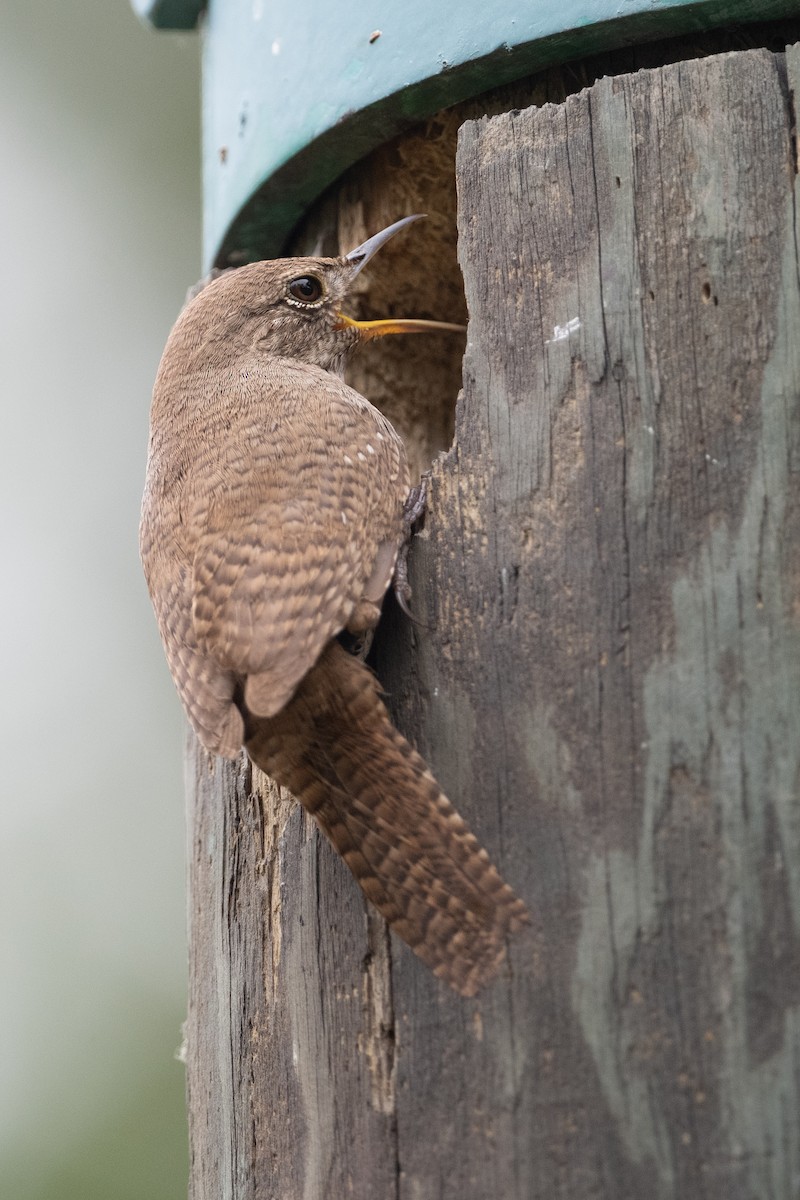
[140,221,528,994]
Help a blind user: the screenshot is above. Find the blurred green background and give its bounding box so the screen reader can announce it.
[1,2,201,1197]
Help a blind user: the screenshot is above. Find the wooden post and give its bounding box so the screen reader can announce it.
[185,43,800,1199]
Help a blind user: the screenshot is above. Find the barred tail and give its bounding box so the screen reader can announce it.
[244,641,528,996]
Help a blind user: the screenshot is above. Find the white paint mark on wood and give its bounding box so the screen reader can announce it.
[545,317,581,344]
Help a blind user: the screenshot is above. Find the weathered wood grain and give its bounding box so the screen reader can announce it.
[185,44,800,1200]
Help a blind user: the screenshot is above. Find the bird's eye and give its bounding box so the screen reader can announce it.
[287,275,324,304]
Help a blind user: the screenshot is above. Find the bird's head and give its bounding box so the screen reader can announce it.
[170,215,464,375]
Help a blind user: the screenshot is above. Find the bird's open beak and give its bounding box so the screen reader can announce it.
[344,214,426,276]
[339,215,466,338]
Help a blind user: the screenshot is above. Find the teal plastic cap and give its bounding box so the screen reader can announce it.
[132,0,204,30]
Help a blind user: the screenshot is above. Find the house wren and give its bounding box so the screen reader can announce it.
[140,215,528,996]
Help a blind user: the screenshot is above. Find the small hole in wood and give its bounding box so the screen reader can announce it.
[701,282,712,302]
[615,176,621,188]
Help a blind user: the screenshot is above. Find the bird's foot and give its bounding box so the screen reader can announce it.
[402,477,429,532]
[394,476,432,627]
